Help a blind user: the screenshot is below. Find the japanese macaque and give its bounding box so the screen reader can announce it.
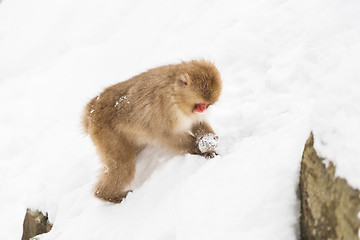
[82,60,222,203]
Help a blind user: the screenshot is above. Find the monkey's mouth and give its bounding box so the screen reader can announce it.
[194,103,208,113]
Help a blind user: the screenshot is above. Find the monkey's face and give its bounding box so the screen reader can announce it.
[175,62,222,116]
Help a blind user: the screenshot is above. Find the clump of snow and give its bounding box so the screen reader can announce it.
[198,134,218,153]
[114,95,127,107]
[1,0,360,239]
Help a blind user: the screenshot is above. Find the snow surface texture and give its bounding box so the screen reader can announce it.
[1,0,360,239]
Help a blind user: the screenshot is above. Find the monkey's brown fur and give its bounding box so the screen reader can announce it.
[82,60,222,203]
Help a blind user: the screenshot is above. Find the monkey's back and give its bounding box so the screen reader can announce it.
[83,65,180,142]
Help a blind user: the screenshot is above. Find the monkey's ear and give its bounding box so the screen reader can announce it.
[177,73,190,86]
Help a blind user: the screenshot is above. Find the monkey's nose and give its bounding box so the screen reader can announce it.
[194,103,208,113]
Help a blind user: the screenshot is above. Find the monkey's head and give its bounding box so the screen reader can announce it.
[175,60,222,116]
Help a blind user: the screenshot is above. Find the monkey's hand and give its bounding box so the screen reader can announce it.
[202,151,218,159]
[197,134,218,158]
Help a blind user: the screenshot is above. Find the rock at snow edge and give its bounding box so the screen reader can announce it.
[22,209,52,240]
[300,133,360,240]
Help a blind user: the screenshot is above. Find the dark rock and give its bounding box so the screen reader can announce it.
[22,209,52,240]
[300,133,360,240]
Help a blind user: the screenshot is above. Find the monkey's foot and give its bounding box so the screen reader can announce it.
[198,134,218,153]
[95,190,132,203]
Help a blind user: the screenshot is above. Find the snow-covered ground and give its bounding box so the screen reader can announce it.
[1,0,360,239]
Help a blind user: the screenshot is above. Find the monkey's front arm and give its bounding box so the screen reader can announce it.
[191,121,219,158]
[169,121,218,158]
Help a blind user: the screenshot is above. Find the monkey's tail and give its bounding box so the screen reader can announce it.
[82,101,92,134]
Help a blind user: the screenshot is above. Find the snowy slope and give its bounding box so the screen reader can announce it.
[1,0,360,239]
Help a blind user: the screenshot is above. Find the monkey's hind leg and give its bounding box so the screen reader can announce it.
[94,133,136,203]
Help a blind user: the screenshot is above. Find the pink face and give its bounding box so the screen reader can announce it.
[194,103,209,113]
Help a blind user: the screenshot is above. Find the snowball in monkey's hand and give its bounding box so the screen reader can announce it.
[198,133,218,155]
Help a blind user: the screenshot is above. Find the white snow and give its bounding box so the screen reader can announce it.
[198,134,218,153]
[114,95,128,107]
[1,0,360,239]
